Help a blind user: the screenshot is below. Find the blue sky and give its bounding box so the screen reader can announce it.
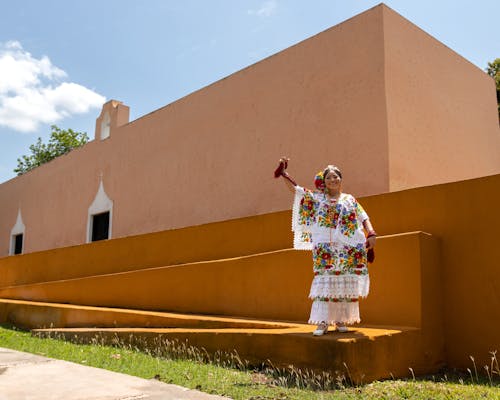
[0,0,499,184]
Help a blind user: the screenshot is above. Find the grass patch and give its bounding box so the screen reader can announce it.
[0,324,498,399]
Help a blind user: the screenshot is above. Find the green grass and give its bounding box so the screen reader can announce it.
[0,325,498,400]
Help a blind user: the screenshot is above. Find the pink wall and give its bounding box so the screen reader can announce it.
[0,4,499,256]
[383,6,500,190]
[0,5,389,256]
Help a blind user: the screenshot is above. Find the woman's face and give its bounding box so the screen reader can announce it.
[324,170,342,192]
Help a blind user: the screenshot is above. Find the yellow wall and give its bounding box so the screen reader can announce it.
[0,232,446,374]
[362,174,500,367]
[0,212,292,287]
[0,234,436,326]
[1,174,499,369]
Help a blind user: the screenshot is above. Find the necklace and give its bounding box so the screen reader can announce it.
[325,191,341,202]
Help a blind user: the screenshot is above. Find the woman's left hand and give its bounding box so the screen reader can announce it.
[366,235,376,249]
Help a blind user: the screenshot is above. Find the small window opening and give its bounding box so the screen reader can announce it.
[91,211,110,242]
[13,233,23,255]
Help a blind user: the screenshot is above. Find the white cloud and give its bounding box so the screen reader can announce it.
[0,41,105,133]
[248,0,278,17]
[45,82,105,115]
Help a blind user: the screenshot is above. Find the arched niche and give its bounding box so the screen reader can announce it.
[86,179,113,243]
[9,209,25,255]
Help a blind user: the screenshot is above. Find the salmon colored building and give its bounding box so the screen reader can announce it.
[0,4,499,256]
[0,4,499,381]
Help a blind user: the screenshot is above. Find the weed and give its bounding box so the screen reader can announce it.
[1,325,499,399]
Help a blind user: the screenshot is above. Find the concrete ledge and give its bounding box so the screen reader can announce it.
[0,299,298,330]
[0,232,440,328]
[32,325,431,383]
[1,297,444,381]
[0,212,293,287]
[0,231,445,381]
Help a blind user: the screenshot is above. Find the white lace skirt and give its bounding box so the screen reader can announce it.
[309,274,370,298]
[309,299,360,325]
[308,242,370,325]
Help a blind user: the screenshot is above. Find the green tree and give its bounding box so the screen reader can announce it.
[486,58,500,121]
[14,125,89,175]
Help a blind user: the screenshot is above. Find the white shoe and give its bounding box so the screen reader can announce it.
[313,322,328,336]
[336,325,348,333]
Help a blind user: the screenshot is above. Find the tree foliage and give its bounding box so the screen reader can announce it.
[14,125,89,175]
[486,58,500,121]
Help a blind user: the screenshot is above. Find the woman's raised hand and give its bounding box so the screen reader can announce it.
[275,157,297,187]
[274,156,290,178]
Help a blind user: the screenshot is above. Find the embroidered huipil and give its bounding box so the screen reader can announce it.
[292,186,370,325]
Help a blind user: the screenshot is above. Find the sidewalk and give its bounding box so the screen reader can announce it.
[0,347,227,400]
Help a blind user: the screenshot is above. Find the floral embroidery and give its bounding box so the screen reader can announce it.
[313,243,332,269]
[313,297,359,303]
[339,243,367,273]
[313,243,368,276]
[294,189,369,249]
[339,210,359,238]
[317,202,341,228]
[298,191,317,226]
[300,231,312,243]
[356,201,367,220]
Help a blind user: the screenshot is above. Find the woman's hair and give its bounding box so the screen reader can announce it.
[323,165,342,180]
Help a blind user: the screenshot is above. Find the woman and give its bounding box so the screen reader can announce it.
[275,158,377,335]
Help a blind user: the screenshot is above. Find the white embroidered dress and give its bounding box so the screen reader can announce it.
[292,186,370,325]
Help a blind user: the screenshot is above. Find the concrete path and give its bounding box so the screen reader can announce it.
[0,347,228,400]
